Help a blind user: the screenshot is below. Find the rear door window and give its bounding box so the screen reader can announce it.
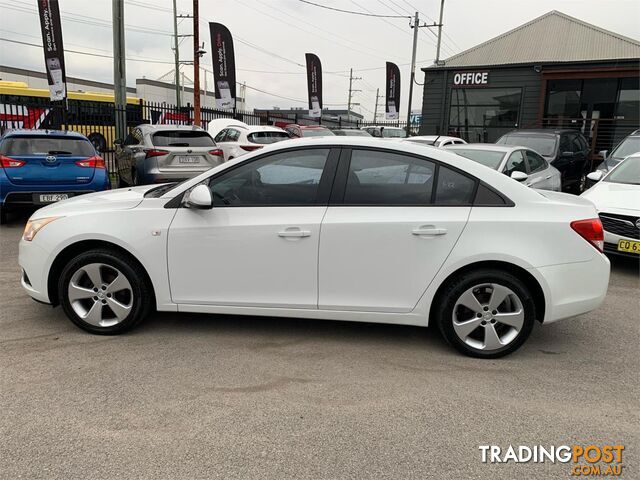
[504,150,527,175]
[1,136,95,157]
[525,150,546,173]
[152,131,215,147]
[247,131,291,144]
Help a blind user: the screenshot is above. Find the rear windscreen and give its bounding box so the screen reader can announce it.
[1,136,95,156]
[247,131,291,144]
[152,131,215,147]
[497,135,556,157]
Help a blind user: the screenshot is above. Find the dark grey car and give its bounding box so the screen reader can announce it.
[114,125,224,186]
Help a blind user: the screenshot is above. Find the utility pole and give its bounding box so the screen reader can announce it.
[347,68,362,113]
[406,11,419,134]
[112,0,127,142]
[435,0,446,64]
[373,88,383,122]
[172,0,181,107]
[192,0,201,126]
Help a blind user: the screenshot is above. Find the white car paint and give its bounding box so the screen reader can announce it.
[206,118,247,139]
[401,135,467,148]
[581,153,640,253]
[213,124,291,161]
[19,137,610,354]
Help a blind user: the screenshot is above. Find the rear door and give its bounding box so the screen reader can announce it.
[0,135,96,186]
[319,148,473,313]
[523,149,554,190]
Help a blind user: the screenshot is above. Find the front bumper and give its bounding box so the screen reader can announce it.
[19,238,52,304]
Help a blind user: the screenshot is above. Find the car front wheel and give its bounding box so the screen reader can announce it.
[436,269,536,358]
[58,250,152,334]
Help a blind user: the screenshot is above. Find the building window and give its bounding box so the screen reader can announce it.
[448,88,521,143]
[545,79,582,118]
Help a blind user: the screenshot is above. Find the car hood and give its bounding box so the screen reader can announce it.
[31,185,156,218]
[581,182,640,215]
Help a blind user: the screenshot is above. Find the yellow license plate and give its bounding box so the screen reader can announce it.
[617,240,640,254]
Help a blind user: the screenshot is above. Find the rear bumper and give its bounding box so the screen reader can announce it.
[533,254,610,324]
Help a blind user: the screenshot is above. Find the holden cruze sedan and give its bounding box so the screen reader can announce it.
[18,137,610,358]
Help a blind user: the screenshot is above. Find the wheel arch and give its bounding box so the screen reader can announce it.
[47,239,156,308]
[429,260,546,324]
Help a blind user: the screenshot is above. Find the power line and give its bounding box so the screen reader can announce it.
[297,0,410,18]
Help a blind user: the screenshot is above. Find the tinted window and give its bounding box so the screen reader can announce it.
[214,129,227,143]
[301,128,334,137]
[559,134,572,153]
[1,136,95,156]
[525,150,546,172]
[344,150,435,205]
[504,151,527,175]
[209,149,329,206]
[497,134,557,157]
[247,131,290,144]
[152,131,214,147]
[474,184,506,205]
[123,133,138,146]
[381,128,406,138]
[451,149,505,170]
[435,166,475,205]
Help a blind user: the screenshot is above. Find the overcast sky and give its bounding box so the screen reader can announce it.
[1,0,639,120]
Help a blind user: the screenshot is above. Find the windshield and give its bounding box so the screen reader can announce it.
[247,131,290,144]
[450,149,505,170]
[1,136,95,156]
[610,136,640,159]
[152,131,214,147]
[497,134,557,157]
[301,128,334,137]
[604,156,640,185]
[382,128,407,138]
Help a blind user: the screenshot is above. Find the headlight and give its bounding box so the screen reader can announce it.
[23,216,62,241]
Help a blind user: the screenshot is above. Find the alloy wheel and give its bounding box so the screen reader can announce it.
[67,263,134,327]
[452,283,525,352]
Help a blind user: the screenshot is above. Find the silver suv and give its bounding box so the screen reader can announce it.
[114,125,224,186]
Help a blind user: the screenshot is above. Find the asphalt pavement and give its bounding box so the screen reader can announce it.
[1,211,638,479]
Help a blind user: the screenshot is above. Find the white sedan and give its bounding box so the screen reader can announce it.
[582,154,640,257]
[19,137,610,358]
[212,124,291,161]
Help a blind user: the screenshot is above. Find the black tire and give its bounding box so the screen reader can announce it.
[435,269,536,358]
[0,206,7,225]
[58,249,152,335]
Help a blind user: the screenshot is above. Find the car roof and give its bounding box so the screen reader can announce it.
[138,124,205,132]
[2,129,88,139]
[406,135,463,142]
[503,129,579,136]
[244,125,287,133]
[445,143,519,153]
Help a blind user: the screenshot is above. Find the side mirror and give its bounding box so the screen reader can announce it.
[510,171,529,182]
[587,171,604,182]
[184,184,213,209]
[114,139,123,148]
[598,150,608,159]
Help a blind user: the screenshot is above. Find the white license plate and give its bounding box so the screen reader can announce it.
[178,156,200,164]
[39,194,68,203]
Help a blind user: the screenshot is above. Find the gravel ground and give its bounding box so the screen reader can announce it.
[1,212,638,479]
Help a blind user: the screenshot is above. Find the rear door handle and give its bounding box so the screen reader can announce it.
[278,228,311,238]
[412,226,447,236]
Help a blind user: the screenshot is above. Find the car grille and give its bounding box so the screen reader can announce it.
[599,213,640,240]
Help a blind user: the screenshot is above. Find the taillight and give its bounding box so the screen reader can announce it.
[75,156,105,169]
[208,149,224,157]
[240,145,263,152]
[571,218,604,253]
[144,149,170,158]
[0,155,26,168]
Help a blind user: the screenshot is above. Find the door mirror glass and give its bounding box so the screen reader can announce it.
[587,171,604,182]
[184,184,213,209]
[511,171,528,182]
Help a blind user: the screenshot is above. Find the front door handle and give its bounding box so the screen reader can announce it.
[412,226,447,236]
[278,228,311,238]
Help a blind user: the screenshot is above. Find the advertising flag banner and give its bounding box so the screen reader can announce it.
[305,53,323,118]
[37,0,67,101]
[385,62,400,120]
[209,22,237,109]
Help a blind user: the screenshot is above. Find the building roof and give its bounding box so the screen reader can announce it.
[427,10,640,69]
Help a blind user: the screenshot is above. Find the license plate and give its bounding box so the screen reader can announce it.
[39,193,69,203]
[617,239,640,254]
[178,156,200,164]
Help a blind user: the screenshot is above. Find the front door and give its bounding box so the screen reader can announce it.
[167,147,338,308]
[319,149,473,313]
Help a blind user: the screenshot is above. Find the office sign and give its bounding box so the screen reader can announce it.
[386,62,400,120]
[209,22,237,109]
[453,71,489,87]
[37,0,67,101]
[305,53,323,118]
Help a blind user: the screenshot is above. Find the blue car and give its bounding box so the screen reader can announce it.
[0,130,110,223]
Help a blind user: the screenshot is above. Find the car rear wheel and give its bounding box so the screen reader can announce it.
[0,206,7,225]
[435,269,536,358]
[58,250,152,334]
